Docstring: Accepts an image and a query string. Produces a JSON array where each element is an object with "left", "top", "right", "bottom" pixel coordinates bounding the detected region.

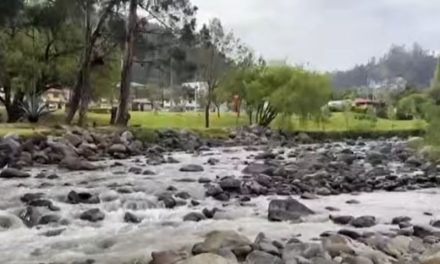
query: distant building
[{"left": 42, "top": 88, "right": 71, "bottom": 111}]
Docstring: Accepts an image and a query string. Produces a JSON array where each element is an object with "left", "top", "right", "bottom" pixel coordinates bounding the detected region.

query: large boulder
[
  {"left": 268, "top": 199, "right": 314, "bottom": 222},
  {"left": 0, "top": 168, "right": 30, "bottom": 179}
]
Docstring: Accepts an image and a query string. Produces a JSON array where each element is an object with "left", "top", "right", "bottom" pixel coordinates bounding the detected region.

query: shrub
[{"left": 20, "top": 94, "right": 51, "bottom": 123}]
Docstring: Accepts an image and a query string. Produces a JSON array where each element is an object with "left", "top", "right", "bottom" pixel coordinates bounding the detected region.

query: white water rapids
[{"left": 0, "top": 143, "right": 439, "bottom": 264}]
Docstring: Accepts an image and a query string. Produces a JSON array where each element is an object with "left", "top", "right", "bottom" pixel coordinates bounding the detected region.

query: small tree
[
  {"left": 196, "top": 18, "right": 236, "bottom": 128},
  {"left": 429, "top": 56, "right": 440, "bottom": 105}
]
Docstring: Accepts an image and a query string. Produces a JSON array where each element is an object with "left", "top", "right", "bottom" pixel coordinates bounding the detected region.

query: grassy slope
[{"left": 0, "top": 111, "right": 425, "bottom": 136}]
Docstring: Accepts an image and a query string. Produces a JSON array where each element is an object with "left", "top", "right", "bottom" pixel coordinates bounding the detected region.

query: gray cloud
[{"left": 191, "top": 0, "right": 440, "bottom": 71}]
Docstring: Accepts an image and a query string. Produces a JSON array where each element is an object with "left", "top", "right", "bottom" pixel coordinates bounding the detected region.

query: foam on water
[{"left": 0, "top": 143, "right": 437, "bottom": 263}]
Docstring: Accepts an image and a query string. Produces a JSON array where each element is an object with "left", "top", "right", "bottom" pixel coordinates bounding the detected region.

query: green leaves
[{"left": 220, "top": 64, "right": 332, "bottom": 127}]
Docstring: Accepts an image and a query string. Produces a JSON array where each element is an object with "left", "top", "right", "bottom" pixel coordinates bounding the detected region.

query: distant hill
[{"left": 331, "top": 44, "right": 437, "bottom": 91}]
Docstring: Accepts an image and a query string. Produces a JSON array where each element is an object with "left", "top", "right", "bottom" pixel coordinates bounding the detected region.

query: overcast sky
[{"left": 191, "top": 0, "right": 440, "bottom": 71}]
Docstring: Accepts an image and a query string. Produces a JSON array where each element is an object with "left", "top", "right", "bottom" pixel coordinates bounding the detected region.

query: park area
[{"left": 0, "top": 110, "right": 426, "bottom": 137}]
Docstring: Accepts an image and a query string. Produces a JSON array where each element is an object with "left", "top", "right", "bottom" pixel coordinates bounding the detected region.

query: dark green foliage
[{"left": 396, "top": 93, "right": 432, "bottom": 120}]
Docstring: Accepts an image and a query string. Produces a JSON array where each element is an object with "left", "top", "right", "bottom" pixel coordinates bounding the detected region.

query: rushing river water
[{"left": 0, "top": 142, "right": 438, "bottom": 264}]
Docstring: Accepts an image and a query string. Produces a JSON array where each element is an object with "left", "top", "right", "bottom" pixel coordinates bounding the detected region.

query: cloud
[{"left": 191, "top": 0, "right": 440, "bottom": 71}]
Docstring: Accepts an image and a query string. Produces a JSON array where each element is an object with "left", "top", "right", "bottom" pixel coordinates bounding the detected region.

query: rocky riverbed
[{"left": 1, "top": 131, "right": 440, "bottom": 263}]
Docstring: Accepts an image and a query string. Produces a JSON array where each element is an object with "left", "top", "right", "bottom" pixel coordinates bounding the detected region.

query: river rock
[
  {"left": 0, "top": 168, "right": 30, "bottom": 179},
  {"left": 29, "top": 199, "right": 53, "bottom": 207},
  {"left": 301, "top": 193, "right": 319, "bottom": 200},
  {"left": 345, "top": 199, "right": 360, "bottom": 204},
  {"left": 180, "top": 164, "right": 204, "bottom": 172},
  {"left": 242, "top": 163, "right": 274, "bottom": 175},
  {"left": 183, "top": 212, "right": 206, "bottom": 222},
  {"left": 79, "top": 208, "right": 105, "bottom": 222},
  {"left": 431, "top": 220, "right": 440, "bottom": 228},
  {"left": 38, "top": 214, "right": 61, "bottom": 225},
  {"left": 245, "top": 250, "right": 283, "bottom": 264},
  {"left": 192, "top": 230, "right": 252, "bottom": 258},
  {"left": 338, "top": 229, "right": 362, "bottom": 240},
  {"left": 219, "top": 177, "right": 241, "bottom": 192},
  {"left": 19, "top": 207, "right": 41, "bottom": 227},
  {"left": 179, "top": 253, "right": 234, "bottom": 264},
  {"left": 254, "top": 233, "right": 280, "bottom": 256},
  {"left": 59, "top": 157, "right": 98, "bottom": 171},
  {"left": 67, "top": 191, "right": 100, "bottom": 204},
  {"left": 268, "top": 198, "right": 314, "bottom": 222},
  {"left": 128, "top": 167, "right": 142, "bottom": 174},
  {"left": 392, "top": 216, "right": 412, "bottom": 225},
  {"left": 330, "top": 215, "right": 354, "bottom": 225},
  {"left": 342, "top": 256, "right": 374, "bottom": 264},
  {"left": 413, "top": 225, "right": 439, "bottom": 238},
  {"left": 202, "top": 208, "right": 218, "bottom": 219},
  {"left": 64, "top": 132, "right": 83, "bottom": 147},
  {"left": 282, "top": 241, "right": 327, "bottom": 262},
  {"left": 157, "top": 193, "right": 177, "bottom": 209},
  {"left": 350, "top": 216, "right": 376, "bottom": 228},
  {"left": 20, "top": 193, "right": 44, "bottom": 203},
  {"left": 151, "top": 250, "right": 188, "bottom": 264},
  {"left": 124, "top": 212, "right": 141, "bottom": 224},
  {"left": 108, "top": 144, "right": 127, "bottom": 154},
  {"left": 208, "top": 158, "right": 220, "bottom": 165},
  {"left": 367, "top": 151, "right": 386, "bottom": 165}
]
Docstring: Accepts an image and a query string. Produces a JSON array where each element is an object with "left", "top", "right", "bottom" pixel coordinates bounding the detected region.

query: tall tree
[
  {"left": 66, "top": 0, "right": 120, "bottom": 125},
  {"left": 0, "top": 0, "right": 82, "bottom": 122},
  {"left": 196, "top": 18, "right": 235, "bottom": 128},
  {"left": 115, "top": 0, "right": 137, "bottom": 125},
  {"left": 115, "top": 0, "right": 197, "bottom": 126}
]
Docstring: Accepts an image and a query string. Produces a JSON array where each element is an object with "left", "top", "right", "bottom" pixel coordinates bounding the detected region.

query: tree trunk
[
  {"left": 78, "top": 72, "right": 91, "bottom": 126},
  {"left": 216, "top": 104, "right": 220, "bottom": 118},
  {"left": 66, "top": 0, "right": 92, "bottom": 125},
  {"left": 115, "top": 0, "right": 137, "bottom": 126},
  {"left": 66, "top": 0, "right": 116, "bottom": 124},
  {"left": 247, "top": 109, "right": 253, "bottom": 125},
  {"left": 205, "top": 101, "right": 211, "bottom": 128},
  {"left": 6, "top": 95, "right": 24, "bottom": 123}
]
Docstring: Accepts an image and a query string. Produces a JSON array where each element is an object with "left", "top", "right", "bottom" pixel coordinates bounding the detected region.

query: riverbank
[{"left": 1, "top": 138, "right": 440, "bottom": 263}]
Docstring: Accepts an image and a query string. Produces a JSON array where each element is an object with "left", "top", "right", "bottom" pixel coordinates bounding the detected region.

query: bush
[{"left": 20, "top": 94, "right": 51, "bottom": 123}]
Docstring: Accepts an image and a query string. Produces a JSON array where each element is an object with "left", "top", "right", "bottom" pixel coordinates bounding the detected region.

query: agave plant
[{"left": 20, "top": 93, "right": 51, "bottom": 123}]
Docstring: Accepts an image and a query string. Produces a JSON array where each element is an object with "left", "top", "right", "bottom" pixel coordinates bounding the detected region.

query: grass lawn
[{"left": 0, "top": 110, "right": 426, "bottom": 136}]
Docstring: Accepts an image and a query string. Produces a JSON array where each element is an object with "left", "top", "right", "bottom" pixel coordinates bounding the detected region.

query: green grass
[
  {"left": 0, "top": 111, "right": 426, "bottom": 136},
  {"left": 274, "top": 112, "right": 426, "bottom": 132}
]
